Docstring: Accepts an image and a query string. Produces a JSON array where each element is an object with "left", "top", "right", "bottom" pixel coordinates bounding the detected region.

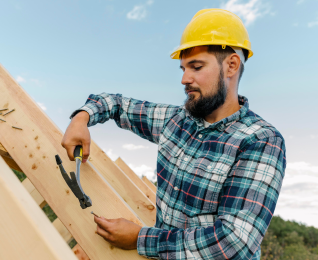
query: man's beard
[{"left": 184, "top": 68, "right": 227, "bottom": 119}]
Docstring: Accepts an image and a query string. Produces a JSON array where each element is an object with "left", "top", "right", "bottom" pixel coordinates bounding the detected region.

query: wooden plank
[
  {"left": 0, "top": 154, "right": 23, "bottom": 172},
  {"left": 22, "top": 178, "right": 47, "bottom": 208},
  {"left": 3, "top": 160, "right": 74, "bottom": 244},
  {"left": 22, "top": 178, "right": 87, "bottom": 258},
  {"left": 89, "top": 144, "right": 156, "bottom": 226},
  {"left": 53, "top": 219, "right": 73, "bottom": 243},
  {"left": 142, "top": 176, "right": 157, "bottom": 193},
  {"left": 0, "top": 142, "right": 23, "bottom": 172},
  {"left": 73, "top": 244, "right": 90, "bottom": 260},
  {"left": 22, "top": 178, "right": 73, "bottom": 243},
  {"left": 115, "top": 157, "right": 156, "bottom": 204},
  {"left": 0, "top": 156, "right": 78, "bottom": 260},
  {"left": 0, "top": 142, "right": 7, "bottom": 154},
  {"left": 0, "top": 64, "right": 146, "bottom": 260},
  {"left": 16, "top": 169, "right": 87, "bottom": 258}
]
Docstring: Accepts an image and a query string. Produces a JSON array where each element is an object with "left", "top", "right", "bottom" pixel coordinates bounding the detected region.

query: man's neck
[{"left": 204, "top": 95, "right": 241, "bottom": 124}]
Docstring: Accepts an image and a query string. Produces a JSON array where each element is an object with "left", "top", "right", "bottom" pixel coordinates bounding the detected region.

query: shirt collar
[{"left": 186, "top": 95, "right": 249, "bottom": 132}]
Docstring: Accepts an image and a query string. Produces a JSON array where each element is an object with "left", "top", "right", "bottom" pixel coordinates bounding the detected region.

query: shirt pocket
[
  {"left": 158, "top": 127, "right": 185, "bottom": 164},
  {"left": 181, "top": 157, "right": 230, "bottom": 216}
]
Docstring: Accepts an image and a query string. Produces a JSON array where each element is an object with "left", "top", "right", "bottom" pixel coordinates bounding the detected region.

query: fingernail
[{"left": 83, "top": 159, "right": 87, "bottom": 163}]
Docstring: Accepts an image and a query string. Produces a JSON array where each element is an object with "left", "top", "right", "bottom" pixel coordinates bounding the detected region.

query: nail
[
  {"left": 0, "top": 118, "right": 6, "bottom": 122},
  {"left": 12, "top": 126, "right": 23, "bottom": 130},
  {"left": 0, "top": 108, "right": 8, "bottom": 112},
  {"left": 91, "top": 211, "right": 100, "bottom": 218},
  {"left": 3, "top": 109, "right": 15, "bottom": 116}
]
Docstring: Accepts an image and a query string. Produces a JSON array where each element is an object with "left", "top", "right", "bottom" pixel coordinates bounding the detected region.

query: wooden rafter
[
  {"left": 115, "top": 157, "right": 156, "bottom": 204},
  {"left": 0, "top": 156, "right": 78, "bottom": 260},
  {"left": 0, "top": 64, "right": 146, "bottom": 259},
  {"left": 22, "top": 177, "right": 87, "bottom": 258},
  {"left": 89, "top": 142, "right": 156, "bottom": 226},
  {"left": 142, "top": 176, "right": 157, "bottom": 193},
  {"left": 0, "top": 142, "right": 23, "bottom": 172}
]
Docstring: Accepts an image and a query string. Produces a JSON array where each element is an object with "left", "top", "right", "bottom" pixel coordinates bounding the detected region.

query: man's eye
[{"left": 194, "top": 66, "right": 202, "bottom": 71}]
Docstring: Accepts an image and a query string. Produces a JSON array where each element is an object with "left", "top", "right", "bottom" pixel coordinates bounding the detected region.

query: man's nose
[{"left": 181, "top": 70, "right": 194, "bottom": 85}]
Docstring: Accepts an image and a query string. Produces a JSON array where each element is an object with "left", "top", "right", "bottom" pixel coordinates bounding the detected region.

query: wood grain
[
  {"left": 142, "top": 176, "right": 157, "bottom": 193},
  {"left": 0, "top": 156, "right": 78, "bottom": 260},
  {"left": 0, "top": 64, "right": 146, "bottom": 260},
  {"left": 115, "top": 157, "right": 156, "bottom": 205}
]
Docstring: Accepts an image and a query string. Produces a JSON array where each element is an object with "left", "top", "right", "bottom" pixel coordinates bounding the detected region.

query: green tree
[{"left": 261, "top": 231, "right": 283, "bottom": 260}]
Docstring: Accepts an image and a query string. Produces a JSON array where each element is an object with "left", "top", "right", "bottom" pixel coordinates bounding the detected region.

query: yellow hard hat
[{"left": 170, "top": 9, "right": 253, "bottom": 59}]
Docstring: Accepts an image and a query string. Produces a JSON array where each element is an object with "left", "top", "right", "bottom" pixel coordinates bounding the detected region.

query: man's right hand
[{"left": 61, "top": 111, "right": 91, "bottom": 163}]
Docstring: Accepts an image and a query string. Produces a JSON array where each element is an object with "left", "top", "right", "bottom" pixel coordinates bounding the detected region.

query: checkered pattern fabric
[{"left": 72, "top": 93, "right": 286, "bottom": 260}]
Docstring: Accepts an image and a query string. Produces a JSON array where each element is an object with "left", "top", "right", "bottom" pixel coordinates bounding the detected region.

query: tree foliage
[{"left": 261, "top": 216, "right": 318, "bottom": 259}]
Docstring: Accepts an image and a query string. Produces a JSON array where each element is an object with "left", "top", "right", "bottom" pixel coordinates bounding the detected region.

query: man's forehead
[{"left": 180, "top": 47, "right": 216, "bottom": 66}]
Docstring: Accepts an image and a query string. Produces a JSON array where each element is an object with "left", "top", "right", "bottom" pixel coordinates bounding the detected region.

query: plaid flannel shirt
[{"left": 73, "top": 93, "right": 286, "bottom": 260}]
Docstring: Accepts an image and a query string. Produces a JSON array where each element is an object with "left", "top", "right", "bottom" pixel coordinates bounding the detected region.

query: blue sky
[{"left": 1, "top": 0, "right": 318, "bottom": 227}]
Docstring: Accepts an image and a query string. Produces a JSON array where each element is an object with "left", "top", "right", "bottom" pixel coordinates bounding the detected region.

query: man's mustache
[{"left": 184, "top": 85, "right": 201, "bottom": 94}]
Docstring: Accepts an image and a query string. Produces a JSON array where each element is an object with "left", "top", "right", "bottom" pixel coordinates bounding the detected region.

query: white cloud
[
  {"left": 127, "top": 0, "right": 154, "bottom": 21},
  {"left": 308, "top": 20, "right": 318, "bottom": 28},
  {"left": 104, "top": 148, "right": 118, "bottom": 161},
  {"left": 286, "top": 161, "right": 318, "bottom": 174},
  {"left": 128, "top": 163, "right": 156, "bottom": 182},
  {"left": 122, "top": 143, "right": 148, "bottom": 150},
  {"left": 37, "top": 102, "right": 47, "bottom": 111},
  {"left": 16, "top": 76, "right": 26, "bottom": 83},
  {"left": 220, "top": 0, "right": 270, "bottom": 26},
  {"left": 275, "top": 161, "right": 318, "bottom": 228}
]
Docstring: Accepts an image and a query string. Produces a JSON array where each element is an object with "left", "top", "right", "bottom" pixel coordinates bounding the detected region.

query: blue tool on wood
[{"left": 55, "top": 146, "right": 92, "bottom": 209}]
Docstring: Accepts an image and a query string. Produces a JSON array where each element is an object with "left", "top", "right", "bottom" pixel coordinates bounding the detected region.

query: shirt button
[
  {"left": 208, "top": 165, "right": 212, "bottom": 169},
  {"left": 166, "top": 216, "right": 169, "bottom": 220},
  {"left": 184, "top": 157, "right": 189, "bottom": 161},
  {"left": 198, "top": 134, "right": 203, "bottom": 138},
  {"left": 174, "top": 186, "right": 178, "bottom": 191}
]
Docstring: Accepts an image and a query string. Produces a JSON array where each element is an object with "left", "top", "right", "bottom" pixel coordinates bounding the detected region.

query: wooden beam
[
  {"left": 2, "top": 157, "right": 74, "bottom": 244},
  {"left": 89, "top": 144, "right": 156, "bottom": 226},
  {"left": 22, "top": 178, "right": 47, "bottom": 208},
  {"left": 0, "top": 142, "right": 7, "bottom": 155},
  {"left": 0, "top": 142, "right": 23, "bottom": 172},
  {"left": 0, "top": 156, "right": 78, "bottom": 260},
  {"left": 0, "top": 64, "right": 146, "bottom": 259},
  {"left": 22, "top": 177, "right": 87, "bottom": 258},
  {"left": 14, "top": 166, "right": 87, "bottom": 259},
  {"left": 22, "top": 178, "right": 74, "bottom": 243},
  {"left": 73, "top": 244, "right": 90, "bottom": 260},
  {"left": 115, "top": 157, "right": 156, "bottom": 204},
  {"left": 142, "top": 176, "right": 157, "bottom": 193},
  {"left": 1, "top": 151, "right": 132, "bottom": 260}
]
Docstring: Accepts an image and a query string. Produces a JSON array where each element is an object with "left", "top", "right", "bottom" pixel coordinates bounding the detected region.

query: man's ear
[{"left": 225, "top": 53, "right": 241, "bottom": 78}]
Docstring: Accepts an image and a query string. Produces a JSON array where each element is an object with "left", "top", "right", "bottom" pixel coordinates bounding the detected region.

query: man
[{"left": 62, "top": 9, "right": 286, "bottom": 260}]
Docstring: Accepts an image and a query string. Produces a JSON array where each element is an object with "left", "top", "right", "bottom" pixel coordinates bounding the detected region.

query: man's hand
[
  {"left": 61, "top": 111, "right": 91, "bottom": 163},
  {"left": 94, "top": 216, "right": 142, "bottom": 250}
]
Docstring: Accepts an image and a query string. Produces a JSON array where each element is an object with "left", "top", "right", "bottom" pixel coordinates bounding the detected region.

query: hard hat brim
[{"left": 170, "top": 41, "right": 254, "bottom": 60}]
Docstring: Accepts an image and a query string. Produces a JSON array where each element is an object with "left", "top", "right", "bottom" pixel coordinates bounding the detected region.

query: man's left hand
[{"left": 94, "top": 216, "right": 142, "bottom": 250}]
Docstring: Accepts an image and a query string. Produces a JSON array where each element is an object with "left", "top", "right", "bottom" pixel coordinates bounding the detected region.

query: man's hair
[{"left": 180, "top": 45, "right": 249, "bottom": 84}]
